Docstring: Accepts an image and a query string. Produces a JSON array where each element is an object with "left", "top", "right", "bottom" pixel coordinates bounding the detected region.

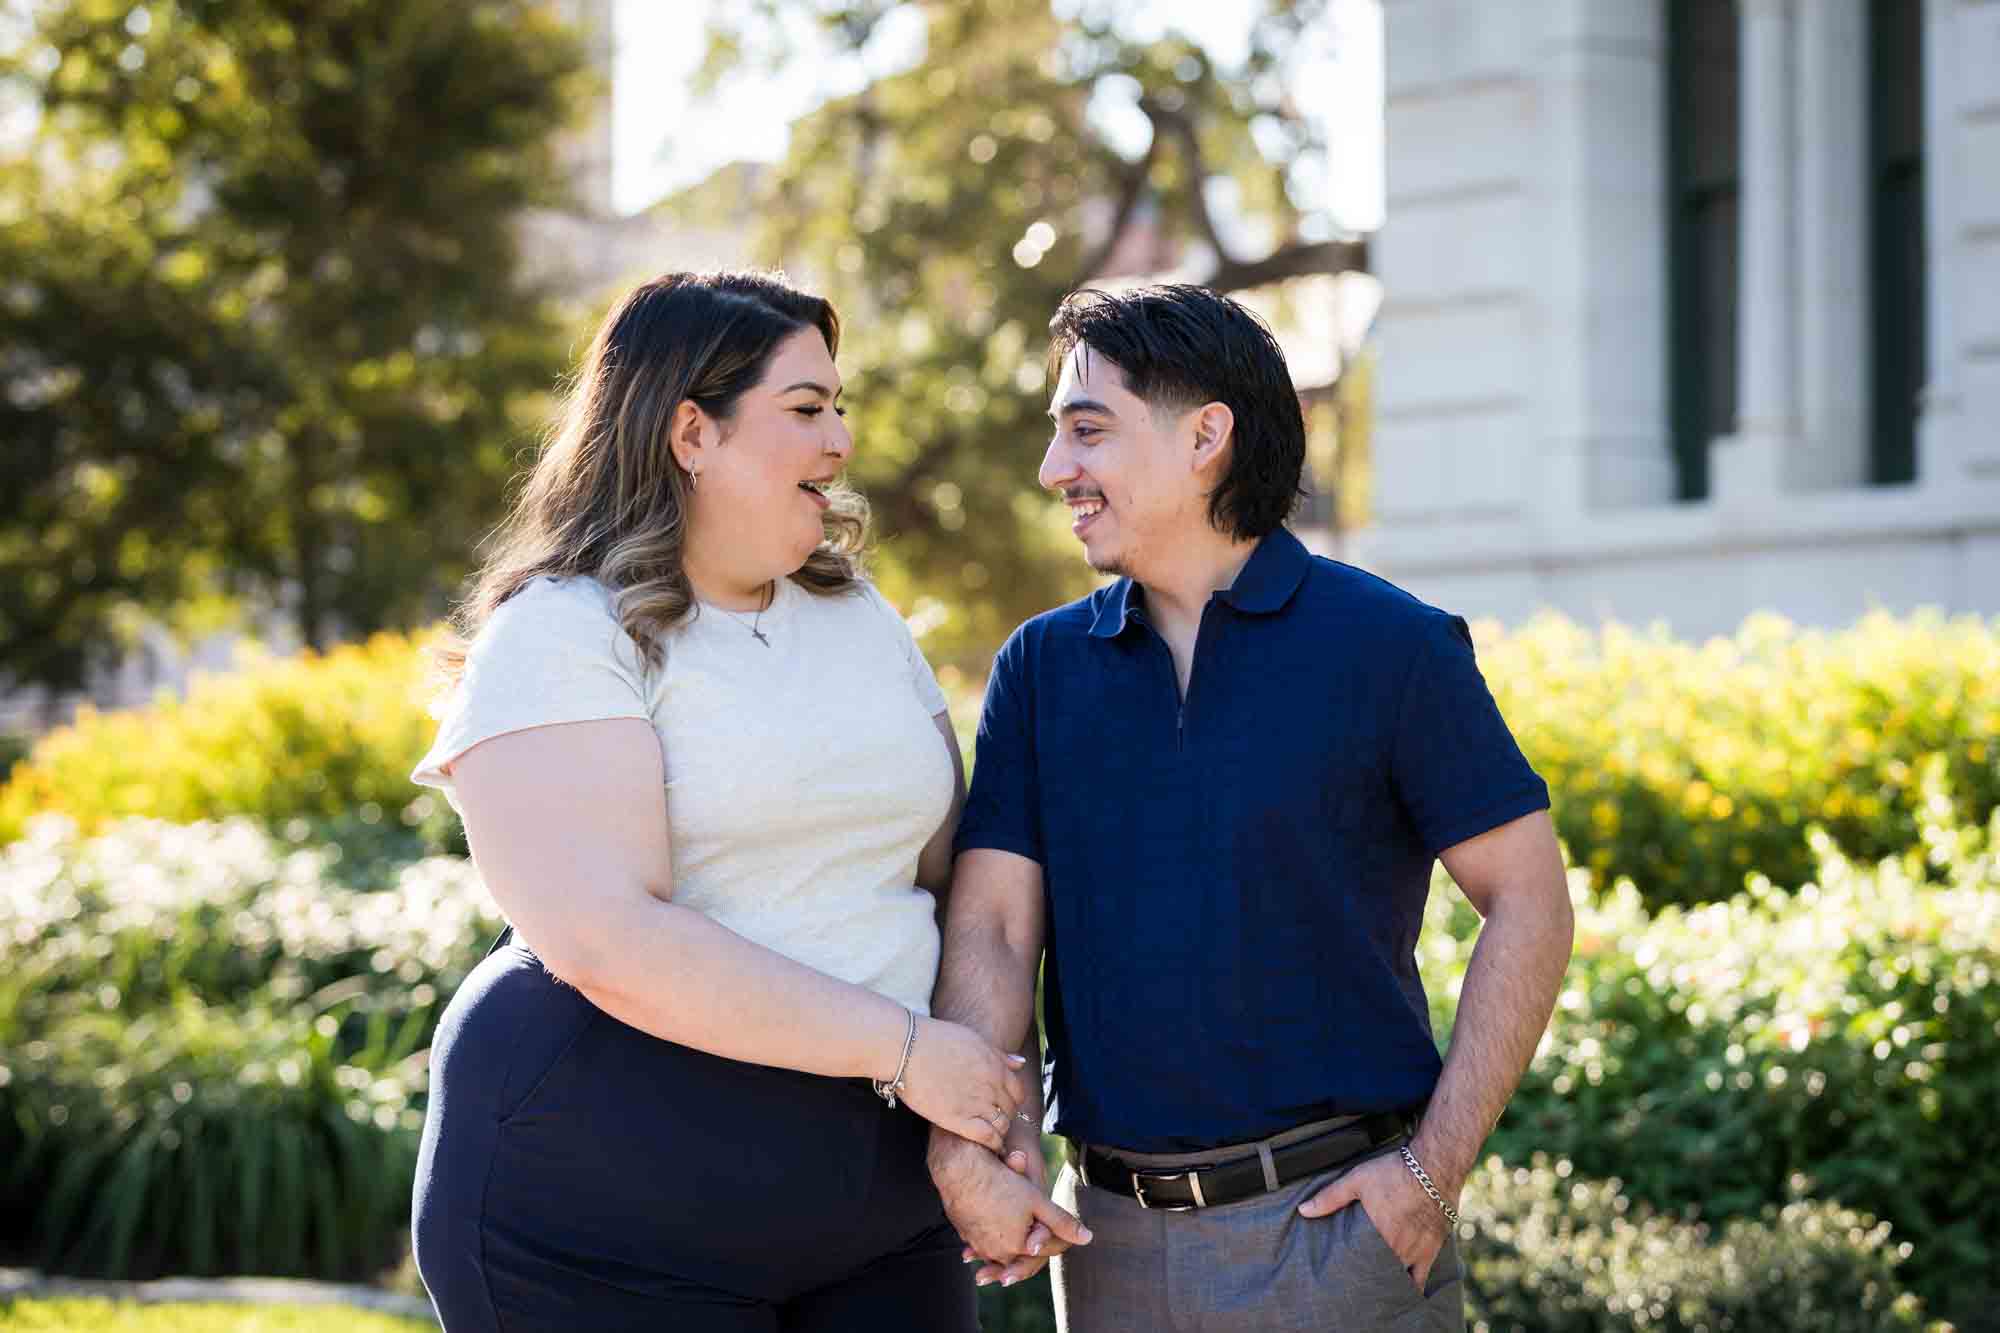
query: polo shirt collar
[
  {"left": 1086, "top": 527, "right": 1309, "bottom": 639},
  {"left": 1215, "top": 527, "right": 1311, "bottom": 614},
  {"left": 1087, "top": 577, "right": 1140, "bottom": 638}
]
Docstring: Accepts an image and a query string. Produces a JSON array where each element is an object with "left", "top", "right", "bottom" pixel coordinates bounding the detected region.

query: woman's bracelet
[
  {"left": 1399, "top": 1145, "right": 1461, "bottom": 1227},
  {"left": 872, "top": 1007, "right": 917, "bottom": 1109}
]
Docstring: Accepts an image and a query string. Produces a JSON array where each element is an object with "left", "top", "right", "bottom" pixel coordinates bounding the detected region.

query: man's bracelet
[{"left": 1399, "top": 1146, "right": 1461, "bottom": 1227}]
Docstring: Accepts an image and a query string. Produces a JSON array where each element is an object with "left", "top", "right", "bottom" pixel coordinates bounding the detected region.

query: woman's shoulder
[
  {"left": 474, "top": 574, "right": 651, "bottom": 673},
  {"left": 482, "top": 573, "right": 621, "bottom": 636}
]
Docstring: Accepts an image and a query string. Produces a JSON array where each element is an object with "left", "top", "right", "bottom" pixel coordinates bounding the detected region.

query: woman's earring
[{"left": 688, "top": 468, "right": 699, "bottom": 492}]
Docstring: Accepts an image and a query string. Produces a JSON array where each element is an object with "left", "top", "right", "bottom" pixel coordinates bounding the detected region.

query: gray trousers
[{"left": 1049, "top": 1125, "right": 1464, "bottom": 1333}]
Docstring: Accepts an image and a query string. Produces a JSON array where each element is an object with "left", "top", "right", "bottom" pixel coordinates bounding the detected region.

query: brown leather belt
[{"left": 1074, "top": 1110, "right": 1414, "bottom": 1211}]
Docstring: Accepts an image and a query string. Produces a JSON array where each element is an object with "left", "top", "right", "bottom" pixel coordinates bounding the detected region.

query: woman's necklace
[{"left": 716, "top": 580, "right": 775, "bottom": 646}]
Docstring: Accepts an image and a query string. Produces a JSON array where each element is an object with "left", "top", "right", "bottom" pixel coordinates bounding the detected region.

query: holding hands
[
  {"left": 929, "top": 1126, "right": 1090, "bottom": 1287},
  {"left": 891, "top": 1014, "right": 1032, "bottom": 1154}
]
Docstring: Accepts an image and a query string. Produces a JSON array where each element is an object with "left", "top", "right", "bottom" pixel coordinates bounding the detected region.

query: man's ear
[{"left": 1190, "top": 401, "right": 1235, "bottom": 475}]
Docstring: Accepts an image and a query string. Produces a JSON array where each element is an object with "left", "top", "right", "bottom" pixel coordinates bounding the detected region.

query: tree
[
  {"left": 0, "top": 0, "right": 593, "bottom": 697},
  {"left": 689, "top": 0, "right": 1367, "bottom": 671}
]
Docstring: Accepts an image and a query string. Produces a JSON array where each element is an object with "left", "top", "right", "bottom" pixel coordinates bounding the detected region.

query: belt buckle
[{"left": 1132, "top": 1169, "right": 1205, "bottom": 1211}]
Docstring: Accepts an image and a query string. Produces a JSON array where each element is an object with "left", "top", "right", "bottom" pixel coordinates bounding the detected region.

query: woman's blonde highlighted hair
[{"left": 432, "top": 270, "right": 867, "bottom": 687}]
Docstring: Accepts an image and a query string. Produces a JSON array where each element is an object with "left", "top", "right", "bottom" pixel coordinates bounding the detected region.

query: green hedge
[
  {"left": 1421, "top": 804, "right": 2000, "bottom": 1330},
  {"left": 3, "top": 812, "right": 1973, "bottom": 1327},
  {"left": 4, "top": 998, "right": 421, "bottom": 1280},
  {"left": 0, "top": 817, "right": 498, "bottom": 1279},
  {"left": 975, "top": 1156, "right": 1936, "bottom": 1332},
  {"left": 0, "top": 1302, "right": 433, "bottom": 1331},
  {"left": 8, "top": 611, "right": 2000, "bottom": 918},
  {"left": 0, "top": 632, "right": 456, "bottom": 853},
  {"left": 1461, "top": 1158, "right": 1935, "bottom": 1331},
  {"left": 0, "top": 816, "right": 496, "bottom": 1033},
  {"left": 1481, "top": 610, "right": 2000, "bottom": 907}
]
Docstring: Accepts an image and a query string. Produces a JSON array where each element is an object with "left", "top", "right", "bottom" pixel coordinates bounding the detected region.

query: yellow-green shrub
[
  {"left": 6, "top": 610, "right": 1997, "bottom": 911},
  {"left": 1479, "top": 609, "right": 2000, "bottom": 905},
  {"left": 0, "top": 631, "right": 446, "bottom": 847}
]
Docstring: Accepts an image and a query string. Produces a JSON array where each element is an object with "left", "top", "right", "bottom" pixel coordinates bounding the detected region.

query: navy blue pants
[{"left": 411, "top": 939, "right": 978, "bottom": 1331}]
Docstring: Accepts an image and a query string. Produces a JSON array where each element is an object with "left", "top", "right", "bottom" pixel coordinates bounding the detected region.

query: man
[{"left": 927, "top": 284, "right": 1574, "bottom": 1330}]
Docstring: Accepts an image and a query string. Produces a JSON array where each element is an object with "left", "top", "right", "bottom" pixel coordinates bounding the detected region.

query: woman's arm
[{"left": 448, "top": 714, "right": 1022, "bottom": 1150}]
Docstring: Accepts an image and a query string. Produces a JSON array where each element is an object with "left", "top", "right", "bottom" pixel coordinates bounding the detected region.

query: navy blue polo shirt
[{"left": 955, "top": 527, "right": 1549, "bottom": 1153}]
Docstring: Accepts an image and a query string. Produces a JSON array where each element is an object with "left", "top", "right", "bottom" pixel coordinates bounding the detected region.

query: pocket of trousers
[
  {"left": 496, "top": 1000, "right": 601, "bottom": 1127},
  {"left": 1351, "top": 1202, "right": 1461, "bottom": 1302}
]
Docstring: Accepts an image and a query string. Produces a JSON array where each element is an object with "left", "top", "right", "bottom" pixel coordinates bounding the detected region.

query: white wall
[{"left": 1358, "top": 0, "right": 2000, "bottom": 637}]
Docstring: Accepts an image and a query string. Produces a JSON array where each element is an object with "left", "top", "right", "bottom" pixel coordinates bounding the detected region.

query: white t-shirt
[{"left": 410, "top": 573, "right": 955, "bottom": 1016}]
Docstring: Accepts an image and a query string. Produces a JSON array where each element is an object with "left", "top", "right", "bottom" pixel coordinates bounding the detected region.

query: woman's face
[{"left": 687, "top": 326, "right": 853, "bottom": 586}]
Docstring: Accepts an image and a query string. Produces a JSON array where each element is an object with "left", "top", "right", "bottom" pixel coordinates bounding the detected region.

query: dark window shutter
[
  {"left": 1667, "top": 0, "right": 1741, "bottom": 502},
  {"left": 1870, "top": 0, "right": 1925, "bottom": 485}
]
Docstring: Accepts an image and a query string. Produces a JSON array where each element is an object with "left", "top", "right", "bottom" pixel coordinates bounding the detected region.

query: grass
[{"left": 0, "top": 1301, "right": 433, "bottom": 1331}]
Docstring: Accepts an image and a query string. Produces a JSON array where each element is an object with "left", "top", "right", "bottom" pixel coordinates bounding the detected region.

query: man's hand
[
  {"left": 1298, "top": 1150, "right": 1456, "bottom": 1292},
  {"left": 929, "top": 1130, "right": 1090, "bottom": 1277},
  {"left": 965, "top": 1141, "right": 1074, "bottom": 1287}
]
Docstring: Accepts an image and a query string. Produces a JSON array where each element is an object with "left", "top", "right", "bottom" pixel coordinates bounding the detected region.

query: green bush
[
  {"left": 1422, "top": 806, "right": 2000, "bottom": 1330},
  {"left": 0, "top": 732, "right": 29, "bottom": 785},
  {"left": 0, "top": 816, "right": 498, "bottom": 1280},
  {"left": 1480, "top": 610, "right": 2000, "bottom": 907},
  {"left": 9, "top": 610, "right": 1997, "bottom": 919},
  {"left": 0, "top": 816, "right": 497, "bottom": 1038},
  {"left": 1461, "top": 1158, "right": 1935, "bottom": 1331},
  {"left": 0, "top": 1301, "right": 432, "bottom": 1331},
  {"left": 0, "top": 632, "right": 458, "bottom": 853},
  {"left": 973, "top": 1156, "right": 1937, "bottom": 1333},
  {"left": 3, "top": 996, "right": 422, "bottom": 1280}
]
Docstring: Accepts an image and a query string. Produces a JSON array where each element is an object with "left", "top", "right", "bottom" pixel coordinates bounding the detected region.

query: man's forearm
[
  {"left": 932, "top": 907, "right": 1040, "bottom": 1053},
  {"left": 928, "top": 896, "right": 1042, "bottom": 1182},
  {"left": 1409, "top": 888, "right": 1573, "bottom": 1192}
]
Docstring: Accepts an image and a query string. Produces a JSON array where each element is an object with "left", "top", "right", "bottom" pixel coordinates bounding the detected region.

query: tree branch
[
  {"left": 1140, "top": 96, "right": 1371, "bottom": 292},
  {"left": 1077, "top": 137, "right": 1158, "bottom": 285},
  {"left": 1205, "top": 236, "right": 1369, "bottom": 293}
]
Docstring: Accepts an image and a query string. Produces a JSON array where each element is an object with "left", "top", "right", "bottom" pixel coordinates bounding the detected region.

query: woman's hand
[{"left": 894, "top": 1016, "right": 1028, "bottom": 1152}]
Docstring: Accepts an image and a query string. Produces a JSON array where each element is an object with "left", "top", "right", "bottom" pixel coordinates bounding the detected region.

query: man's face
[{"left": 1039, "top": 344, "right": 1205, "bottom": 579}]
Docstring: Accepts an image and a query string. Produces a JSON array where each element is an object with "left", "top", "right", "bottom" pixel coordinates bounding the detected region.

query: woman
[{"left": 408, "top": 271, "right": 1025, "bottom": 1331}]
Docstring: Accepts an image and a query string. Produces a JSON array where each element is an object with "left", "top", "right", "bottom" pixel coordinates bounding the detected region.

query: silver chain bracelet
[
  {"left": 872, "top": 1007, "right": 917, "bottom": 1109},
  {"left": 1399, "top": 1146, "right": 1461, "bottom": 1227}
]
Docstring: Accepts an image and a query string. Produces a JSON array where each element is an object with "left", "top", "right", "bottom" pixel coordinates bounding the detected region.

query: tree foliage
[
  {"left": 0, "top": 0, "right": 593, "bottom": 695},
  {"left": 688, "top": 0, "right": 1365, "bottom": 669}
]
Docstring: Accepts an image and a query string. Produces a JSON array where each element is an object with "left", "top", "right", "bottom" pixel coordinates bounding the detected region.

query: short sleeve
[
  {"left": 955, "top": 626, "right": 1042, "bottom": 864},
  {"left": 410, "top": 577, "right": 653, "bottom": 813},
  {"left": 1389, "top": 612, "right": 1550, "bottom": 857},
  {"left": 860, "top": 583, "right": 949, "bottom": 718}
]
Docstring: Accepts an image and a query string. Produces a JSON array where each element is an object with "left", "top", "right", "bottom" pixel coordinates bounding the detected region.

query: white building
[{"left": 1356, "top": 0, "right": 1999, "bottom": 634}]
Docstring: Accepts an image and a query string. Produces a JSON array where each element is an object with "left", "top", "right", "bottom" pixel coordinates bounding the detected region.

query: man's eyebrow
[
  {"left": 1048, "top": 396, "right": 1114, "bottom": 422},
  {"left": 779, "top": 380, "right": 842, "bottom": 398}
]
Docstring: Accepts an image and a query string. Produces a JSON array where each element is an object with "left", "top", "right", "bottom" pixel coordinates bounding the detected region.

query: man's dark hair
[{"left": 1047, "top": 284, "right": 1307, "bottom": 541}]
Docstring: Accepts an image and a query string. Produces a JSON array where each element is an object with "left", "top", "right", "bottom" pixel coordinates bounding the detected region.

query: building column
[
  {"left": 1915, "top": 0, "right": 1965, "bottom": 482},
  {"left": 1715, "top": 0, "right": 1798, "bottom": 503},
  {"left": 1790, "top": 0, "right": 1868, "bottom": 490},
  {"left": 1539, "top": 0, "right": 1674, "bottom": 512}
]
